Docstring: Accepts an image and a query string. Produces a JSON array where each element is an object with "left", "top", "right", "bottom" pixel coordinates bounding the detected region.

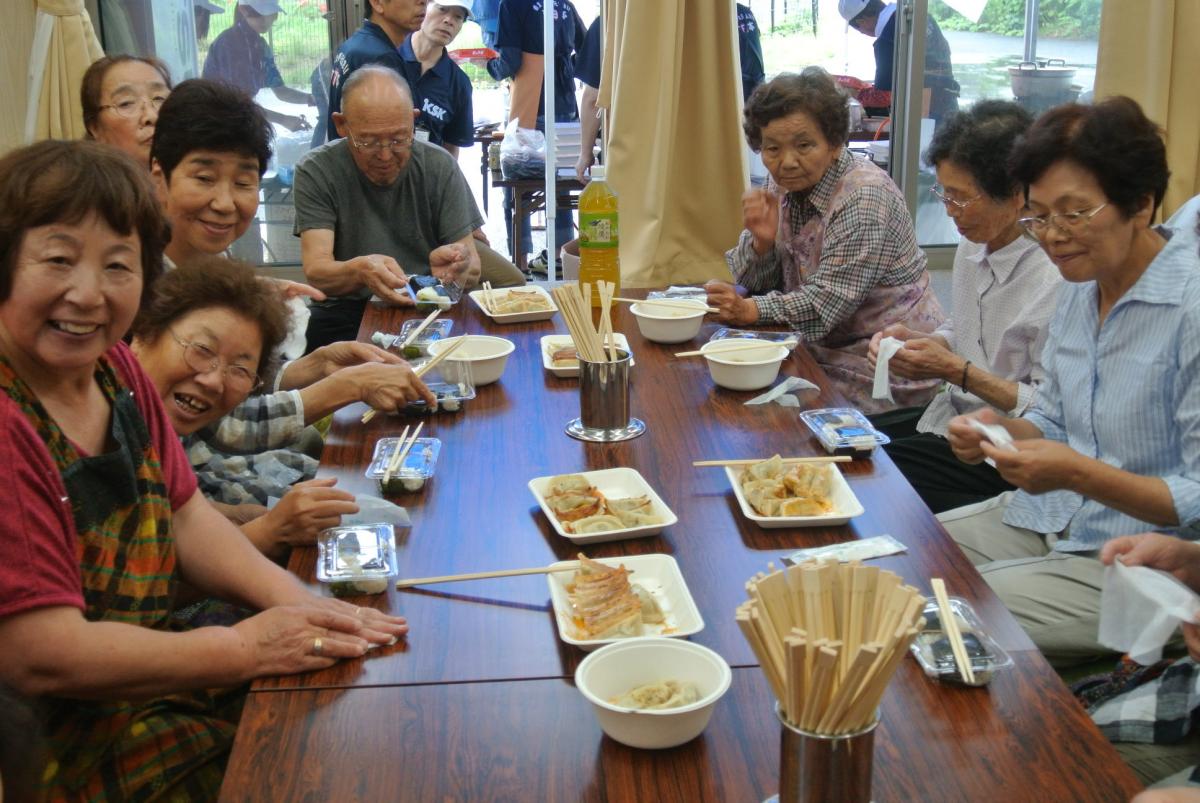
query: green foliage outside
[{"left": 931, "top": 0, "right": 1102, "bottom": 40}]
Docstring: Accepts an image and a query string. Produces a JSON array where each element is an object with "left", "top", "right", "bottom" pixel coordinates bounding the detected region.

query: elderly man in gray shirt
[{"left": 295, "top": 65, "right": 484, "bottom": 350}]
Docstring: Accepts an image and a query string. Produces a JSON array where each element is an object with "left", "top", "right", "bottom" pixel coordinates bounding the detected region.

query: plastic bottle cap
[{"left": 590, "top": 165, "right": 605, "bottom": 179}]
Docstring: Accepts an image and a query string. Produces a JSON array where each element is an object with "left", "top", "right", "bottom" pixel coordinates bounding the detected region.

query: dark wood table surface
[{"left": 222, "top": 294, "right": 1142, "bottom": 801}]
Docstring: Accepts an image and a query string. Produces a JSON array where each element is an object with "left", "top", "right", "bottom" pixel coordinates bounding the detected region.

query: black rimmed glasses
[
  {"left": 100, "top": 93, "right": 168, "bottom": 119},
  {"left": 929, "top": 184, "right": 981, "bottom": 210},
  {"left": 170, "top": 330, "right": 261, "bottom": 392},
  {"left": 345, "top": 126, "right": 415, "bottom": 155},
  {"left": 1017, "top": 202, "right": 1108, "bottom": 238}
]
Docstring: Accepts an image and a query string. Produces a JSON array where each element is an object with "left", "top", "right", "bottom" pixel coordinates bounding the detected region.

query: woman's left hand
[
  {"left": 705, "top": 281, "right": 759, "bottom": 325},
  {"left": 889, "top": 338, "right": 961, "bottom": 381},
  {"left": 302, "top": 597, "right": 410, "bottom": 646},
  {"left": 982, "top": 438, "right": 1082, "bottom": 494}
]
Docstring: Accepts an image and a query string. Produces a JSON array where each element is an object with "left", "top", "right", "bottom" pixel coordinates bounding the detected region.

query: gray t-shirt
[{"left": 293, "top": 139, "right": 484, "bottom": 303}]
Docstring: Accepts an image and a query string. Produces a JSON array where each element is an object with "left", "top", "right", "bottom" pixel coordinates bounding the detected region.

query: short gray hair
[{"left": 341, "top": 65, "right": 413, "bottom": 112}]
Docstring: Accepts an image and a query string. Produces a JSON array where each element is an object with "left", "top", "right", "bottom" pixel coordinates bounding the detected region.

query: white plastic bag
[
  {"left": 1099, "top": 559, "right": 1200, "bottom": 664},
  {"left": 499, "top": 118, "right": 546, "bottom": 179}
]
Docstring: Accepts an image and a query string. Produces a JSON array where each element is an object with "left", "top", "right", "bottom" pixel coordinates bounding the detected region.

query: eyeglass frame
[
  {"left": 344, "top": 124, "right": 416, "bottom": 155},
  {"left": 169, "top": 329, "right": 262, "bottom": 391},
  {"left": 99, "top": 92, "right": 168, "bottom": 119},
  {"left": 1017, "top": 202, "right": 1109, "bottom": 238},
  {"left": 929, "top": 184, "right": 982, "bottom": 210}
]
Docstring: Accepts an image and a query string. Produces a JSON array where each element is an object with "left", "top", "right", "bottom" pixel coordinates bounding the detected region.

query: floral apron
[
  {"left": 780, "top": 169, "right": 945, "bottom": 414},
  {"left": 0, "top": 356, "right": 240, "bottom": 803}
]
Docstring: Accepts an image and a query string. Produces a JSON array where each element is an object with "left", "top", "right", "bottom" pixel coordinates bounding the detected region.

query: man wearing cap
[
  {"left": 202, "top": 1, "right": 316, "bottom": 131},
  {"left": 194, "top": 0, "right": 224, "bottom": 41},
  {"left": 400, "top": 1, "right": 475, "bottom": 158},
  {"left": 839, "top": 0, "right": 959, "bottom": 124},
  {"left": 326, "top": 0, "right": 429, "bottom": 142}
]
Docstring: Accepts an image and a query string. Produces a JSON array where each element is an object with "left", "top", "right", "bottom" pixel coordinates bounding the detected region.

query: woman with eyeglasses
[
  {"left": 866, "top": 101, "right": 1062, "bottom": 513},
  {"left": 0, "top": 140, "right": 407, "bottom": 800},
  {"left": 705, "top": 68, "right": 945, "bottom": 413},
  {"left": 938, "top": 97, "right": 1200, "bottom": 667},
  {"left": 81, "top": 55, "right": 172, "bottom": 167},
  {"left": 131, "top": 258, "right": 368, "bottom": 559}
]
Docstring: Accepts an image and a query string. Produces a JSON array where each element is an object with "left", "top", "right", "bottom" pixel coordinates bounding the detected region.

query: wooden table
[{"left": 221, "top": 296, "right": 1142, "bottom": 801}]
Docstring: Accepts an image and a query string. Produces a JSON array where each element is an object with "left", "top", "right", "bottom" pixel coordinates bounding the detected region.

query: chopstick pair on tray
[
  {"left": 380, "top": 421, "right": 425, "bottom": 486},
  {"left": 360, "top": 336, "right": 465, "bottom": 423}
]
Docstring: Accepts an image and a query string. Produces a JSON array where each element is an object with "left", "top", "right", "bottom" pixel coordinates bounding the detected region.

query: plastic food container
[
  {"left": 427, "top": 335, "right": 515, "bottom": 386},
  {"left": 365, "top": 437, "right": 442, "bottom": 494},
  {"left": 910, "top": 597, "right": 1012, "bottom": 686},
  {"left": 316, "top": 523, "right": 398, "bottom": 596},
  {"left": 630, "top": 301, "right": 708, "bottom": 344},
  {"left": 575, "top": 637, "right": 732, "bottom": 749},
  {"left": 707, "top": 327, "right": 798, "bottom": 345},
  {"left": 647, "top": 286, "right": 708, "bottom": 302},
  {"left": 396, "top": 318, "right": 454, "bottom": 360},
  {"left": 699, "top": 340, "right": 789, "bottom": 391},
  {"left": 799, "top": 408, "right": 890, "bottom": 456},
  {"left": 404, "top": 358, "right": 475, "bottom": 414}
]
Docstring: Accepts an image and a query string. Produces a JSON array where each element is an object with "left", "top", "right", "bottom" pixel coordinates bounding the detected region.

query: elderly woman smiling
[
  {"left": 705, "top": 67, "right": 944, "bottom": 412},
  {"left": 0, "top": 140, "right": 406, "bottom": 800},
  {"left": 132, "top": 257, "right": 361, "bottom": 557}
]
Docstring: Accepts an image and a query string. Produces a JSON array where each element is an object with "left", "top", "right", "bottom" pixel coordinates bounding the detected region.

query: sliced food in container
[
  {"left": 317, "top": 523, "right": 398, "bottom": 596},
  {"left": 366, "top": 437, "right": 441, "bottom": 494},
  {"left": 396, "top": 318, "right": 454, "bottom": 359}
]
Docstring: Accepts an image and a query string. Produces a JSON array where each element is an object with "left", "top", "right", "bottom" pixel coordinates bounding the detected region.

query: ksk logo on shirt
[{"left": 421, "top": 98, "right": 448, "bottom": 122}]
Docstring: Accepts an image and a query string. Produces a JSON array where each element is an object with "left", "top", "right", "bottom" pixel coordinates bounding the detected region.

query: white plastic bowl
[
  {"left": 629, "top": 302, "right": 707, "bottom": 344},
  {"left": 700, "top": 341, "right": 788, "bottom": 391},
  {"left": 427, "top": 335, "right": 515, "bottom": 385},
  {"left": 574, "top": 637, "right": 732, "bottom": 749}
]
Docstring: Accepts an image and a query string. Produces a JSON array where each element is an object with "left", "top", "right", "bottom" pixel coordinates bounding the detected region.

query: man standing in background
[{"left": 737, "top": 3, "right": 766, "bottom": 102}]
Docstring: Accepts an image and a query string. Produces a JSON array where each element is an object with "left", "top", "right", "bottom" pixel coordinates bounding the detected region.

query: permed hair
[
  {"left": 1007, "top": 96, "right": 1169, "bottom": 219},
  {"left": 0, "top": 140, "right": 168, "bottom": 307},
  {"left": 743, "top": 67, "right": 850, "bottom": 152},
  {"left": 81, "top": 55, "right": 173, "bottom": 139},
  {"left": 150, "top": 79, "right": 274, "bottom": 181},
  {"left": 132, "top": 256, "right": 289, "bottom": 382},
  {"left": 924, "top": 100, "right": 1034, "bottom": 201}
]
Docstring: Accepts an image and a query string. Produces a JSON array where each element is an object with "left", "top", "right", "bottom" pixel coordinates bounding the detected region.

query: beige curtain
[
  {"left": 599, "top": 0, "right": 746, "bottom": 287},
  {"left": 28, "top": 0, "right": 104, "bottom": 142},
  {"left": 1093, "top": 0, "right": 1200, "bottom": 218}
]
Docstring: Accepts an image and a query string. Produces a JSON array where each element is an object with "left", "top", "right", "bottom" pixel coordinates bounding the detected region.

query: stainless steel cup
[
  {"left": 774, "top": 704, "right": 877, "bottom": 803},
  {"left": 579, "top": 349, "right": 631, "bottom": 430}
]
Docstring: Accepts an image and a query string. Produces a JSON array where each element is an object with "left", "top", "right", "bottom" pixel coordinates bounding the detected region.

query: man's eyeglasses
[
  {"left": 1017, "top": 203, "right": 1108, "bottom": 238},
  {"left": 929, "top": 184, "right": 981, "bottom": 210},
  {"left": 100, "top": 93, "right": 168, "bottom": 119},
  {"left": 171, "top": 330, "right": 261, "bottom": 392},
  {"left": 345, "top": 126, "right": 415, "bottom": 155}
]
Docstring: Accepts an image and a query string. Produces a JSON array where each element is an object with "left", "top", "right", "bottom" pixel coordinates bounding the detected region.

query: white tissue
[
  {"left": 277, "top": 296, "right": 310, "bottom": 362},
  {"left": 745, "top": 376, "right": 819, "bottom": 407},
  {"left": 1098, "top": 559, "right": 1200, "bottom": 664},
  {"left": 872, "top": 337, "right": 905, "bottom": 402},
  {"left": 967, "top": 418, "right": 1018, "bottom": 468},
  {"left": 345, "top": 496, "right": 412, "bottom": 528}
]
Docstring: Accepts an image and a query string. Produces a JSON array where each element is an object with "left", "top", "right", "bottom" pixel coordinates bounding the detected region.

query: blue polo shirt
[
  {"left": 202, "top": 17, "right": 284, "bottom": 96},
  {"left": 486, "top": 0, "right": 585, "bottom": 126},
  {"left": 737, "top": 3, "right": 765, "bottom": 102},
  {"left": 398, "top": 36, "right": 475, "bottom": 149},
  {"left": 326, "top": 19, "right": 408, "bottom": 141}
]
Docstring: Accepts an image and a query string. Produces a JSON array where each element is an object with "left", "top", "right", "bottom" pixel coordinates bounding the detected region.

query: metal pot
[{"left": 1008, "top": 59, "right": 1077, "bottom": 97}]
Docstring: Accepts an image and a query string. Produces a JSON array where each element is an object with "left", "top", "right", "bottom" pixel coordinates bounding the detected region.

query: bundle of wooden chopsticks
[
  {"left": 736, "top": 560, "right": 925, "bottom": 735},
  {"left": 550, "top": 281, "right": 620, "bottom": 363},
  {"left": 381, "top": 421, "right": 424, "bottom": 486},
  {"left": 361, "top": 335, "right": 465, "bottom": 423}
]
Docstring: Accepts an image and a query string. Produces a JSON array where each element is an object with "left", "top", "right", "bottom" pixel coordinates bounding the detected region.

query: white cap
[
  {"left": 195, "top": 0, "right": 224, "bottom": 11},
  {"left": 239, "top": 0, "right": 285, "bottom": 15},
  {"left": 590, "top": 165, "right": 605, "bottom": 179},
  {"left": 838, "top": 0, "right": 870, "bottom": 21},
  {"left": 431, "top": 0, "right": 472, "bottom": 19}
]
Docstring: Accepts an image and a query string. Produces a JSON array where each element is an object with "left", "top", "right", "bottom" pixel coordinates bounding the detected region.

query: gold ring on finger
[{"left": 312, "top": 637, "right": 324, "bottom": 656}]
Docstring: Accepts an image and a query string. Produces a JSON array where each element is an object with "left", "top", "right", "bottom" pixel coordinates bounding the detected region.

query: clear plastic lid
[
  {"left": 799, "top": 407, "right": 890, "bottom": 455},
  {"left": 316, "top": 524, "right": 398, "bottom": 583},
  {"left": 365, "top": 437, "right": 441, "bottom": 480},
  {"left": 708, "top": 327, "right": 798, "bottom": 344},
  {"left": 909, "top": 597, "right": 1013, "bottom": 686},
  {"left": 396, "top": 318, "right": 455, "bottom": 358},
  {"left": 403, "top": 358, "right": 475, "bottom": 413},
  {"left": 647, "top": 286, "right": 708, "bottom": 301}
]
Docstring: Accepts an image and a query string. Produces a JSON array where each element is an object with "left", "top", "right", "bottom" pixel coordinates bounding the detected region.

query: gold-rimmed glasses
[
  {"left": 1017, "top": 203, "right": 1109, "bottom": 238},
  {"left": 929, "top": 184, "right": 982, "bottom": 210},
  {"left": 344, "top": 125, "right": 415, "bottom": 155},
  {"left": 100, "top": 93, "right": 168, "bottom": 119}
]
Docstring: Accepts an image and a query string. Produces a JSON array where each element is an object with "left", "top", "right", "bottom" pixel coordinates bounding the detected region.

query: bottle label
[{"left": 580, "top": 212, "right": 618, "bottom": 249}]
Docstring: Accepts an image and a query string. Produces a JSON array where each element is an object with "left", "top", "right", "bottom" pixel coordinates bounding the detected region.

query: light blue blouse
[{"left": 1004, "top": 195, "right": 1200, "bottom": 550}]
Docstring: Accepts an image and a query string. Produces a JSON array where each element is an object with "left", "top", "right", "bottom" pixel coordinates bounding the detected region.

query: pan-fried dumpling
[
  {"left": 783, "top": 464, "right": 832, "bottom": 499},
  {"left": 740, "top": 454, "right": 784, "bottom": 485},
  {"left": 632, "top": 584, "right": 665, "bottom": 624},
  {"left": 547, "top": 491, "right": 603, "bottom": 522},
  {"left": 613, "top": 508, "right": 662, "bottom": 528},
  {"left": 565, "top": 514, "right": 624, "bottom": 534},
  {"left": 778, "top": 497, "right": 830, "bottom": 517},
  {"left": 606, "top": 495, "right": 654, "bottom": 515},
  {"left": 548, "top": 474, "right": 592, "bottom": 495}
]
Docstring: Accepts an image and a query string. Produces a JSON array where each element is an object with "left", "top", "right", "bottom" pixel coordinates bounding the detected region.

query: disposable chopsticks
[
  {"left": 674, "top": 340, "right": 797, "bottom": 358},
  {"left": 693, "top": 456, "right": 851, "bottom": 467},
  {"left": 931, "top": 578, "right": 976, "bottom": 684},
  {"left": 614, "top": 297, "right": 719, "bottom": 314},
  {"left": 382, "top": 422, "right": 423, "bottom": 486},
  {"left": 396, "top": 562, "right": 581, "bottom": 588},
  {"left": 551, "top": 281, "right": 618, "bottom": 364},
  {"left": 482, "top": 280, "right": 497, "bottom": 314},
  {"left": 361, "top": 337, "right": 466, "bottom": 423},
  {"left": 399, "top": 309, "right": 441, "bottom": 350}
]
